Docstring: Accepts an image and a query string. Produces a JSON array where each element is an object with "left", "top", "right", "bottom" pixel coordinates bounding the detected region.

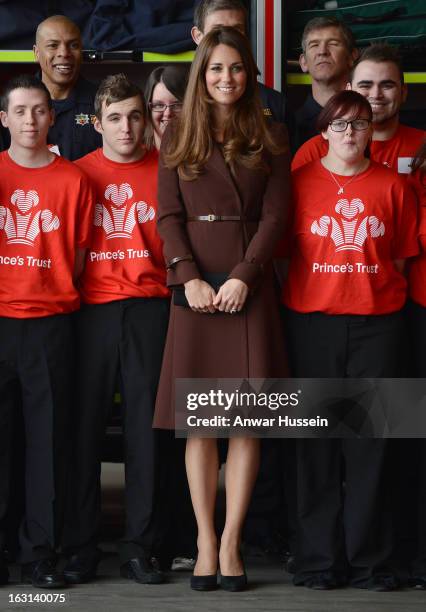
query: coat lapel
[{"left": 208, "top": 144, "right": 244, "bottom": 214}]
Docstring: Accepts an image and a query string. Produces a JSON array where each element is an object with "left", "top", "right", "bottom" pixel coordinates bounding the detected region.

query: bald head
[
  {"left": 34, "top": 15, "right": 82, "bottom": 99},
  {"left": 36, "top": 15, "right": 81, "bottom": 45}
]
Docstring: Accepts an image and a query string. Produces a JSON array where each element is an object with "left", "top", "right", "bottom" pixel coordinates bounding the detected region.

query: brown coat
[{"left": 153, "top": 124, "right": 290, "bottom": 429}]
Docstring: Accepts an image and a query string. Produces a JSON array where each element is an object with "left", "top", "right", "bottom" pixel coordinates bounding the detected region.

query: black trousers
[
  {"left": 402, "top": 300, "right": 426, "bottom": 575},
  {"left": 243, "top": 439, "right": 287, "bottom": 550},
  {"left": 284, "top": 308, "right": 403, "bottom": 586},
  {"left": 63, "top": 298, "right": 169, "bottom": 564},
  {"left": 0, "top": 372, "right": 13, "bottom": 559},
  {"left": 0, "top": 315, "right": 74, "bottom": 564},
  {"left": 155, "top": 434, "right": 197, "bottom": 563},
  {"left": 1, "top": 382, "right": 25, "bottom": 563}
]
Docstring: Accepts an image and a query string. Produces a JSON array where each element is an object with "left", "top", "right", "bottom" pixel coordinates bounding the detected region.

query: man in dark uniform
[
  {"left": 34, "top": 15, "right": 101, "bottom": 160},
  {"left": 295, "top": 16, "right": 357, "bottom": 147}
]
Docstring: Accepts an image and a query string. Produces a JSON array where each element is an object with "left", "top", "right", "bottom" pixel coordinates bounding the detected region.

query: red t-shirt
[
  {"left": 75, "top": 148, "right": 169, "bottom": 304},
  {"left": 283, "top": 160, "right": 418, "bottom": 315},
  {"left": 408, "top": 170, "right": 426, "bottom": 306},
  {"left": 0, "top": 151, "right": 94, "bottom": 318},
  {"left": 292, "top": 124, "right": 425, "bottom": 174}
]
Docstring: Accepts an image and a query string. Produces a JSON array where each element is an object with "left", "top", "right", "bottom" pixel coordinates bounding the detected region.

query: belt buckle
[{"left": 207, "top": 214, "right": 216, "bottom": 222}]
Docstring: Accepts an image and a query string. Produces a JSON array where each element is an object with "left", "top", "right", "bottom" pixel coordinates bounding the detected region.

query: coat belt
[{"left": 187, "top": 215, "right": 258, "bottom": 222}]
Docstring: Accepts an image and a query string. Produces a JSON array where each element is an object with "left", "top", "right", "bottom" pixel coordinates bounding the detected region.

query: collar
[
  {"left": 296, "top": 92, "right": 323, "bottom": 122},
  {"left": 208, "top": 143, "right": 243, "bottom": 212},
  {"left": 299, "top": 93, "right": 323, "bottom": 121},
  {"left": 72, "top": 77, "right": 98, "bottom": 103},
  {"left": 35, "top": 72, "right": 96, "bottom": 106}
]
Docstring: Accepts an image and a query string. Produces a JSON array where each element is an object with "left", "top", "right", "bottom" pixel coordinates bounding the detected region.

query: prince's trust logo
[
  {"left": 94, "top": 183, "right": 155, "bottom": 240},
  {"left": 0, "top": 189, "right": 60, "bottom": 246},
  {"left": 311, "top": 197, "right": 385, "bottom": 253}
]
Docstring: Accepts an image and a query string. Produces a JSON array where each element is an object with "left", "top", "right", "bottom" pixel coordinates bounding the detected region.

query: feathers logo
[
  {"left": 311, "top": 198, "right": 385, "bottom": 253},
  {"left": 0, "top": 189, "right": 60, "bottom": 246},
  {"left": 94, "top": 183, "right": 155, "bottom": 240}
]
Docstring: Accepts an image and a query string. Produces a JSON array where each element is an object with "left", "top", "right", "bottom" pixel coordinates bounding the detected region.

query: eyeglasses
[
  {"left": 149, "top": 102, "right": 183, "bottom": 113},
  {"left": 329, "top": 119, "right": 371, "bottom": 132}
]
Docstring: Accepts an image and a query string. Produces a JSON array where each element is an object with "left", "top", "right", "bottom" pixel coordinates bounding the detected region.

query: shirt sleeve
[
  {"left": 392, "top": 177, "right": 420, "bottom": 260},
  {"left": 408, "top": 172, "right": 426, "bottom": 249},
  {"left": 156, "top": 132, "right": 201, "bottom": 287},
  {"left": 75, "top": 173, "right": 95, "bottom": 248},
  {"left": 292, "top": 135, "right": 327, "bottom": 171}
]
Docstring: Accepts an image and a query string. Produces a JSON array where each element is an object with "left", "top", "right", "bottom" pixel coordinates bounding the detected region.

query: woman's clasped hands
[{"left": 184, "top": 278, "right": 248, "bottom": 314}]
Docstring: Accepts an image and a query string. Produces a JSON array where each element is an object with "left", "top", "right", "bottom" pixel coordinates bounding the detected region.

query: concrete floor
[
  {"left": 2, "top": 463, "right": 426, "bottom": 612},
  {"left": 3, "top": 559, "right": 426, "bottom": 612}
]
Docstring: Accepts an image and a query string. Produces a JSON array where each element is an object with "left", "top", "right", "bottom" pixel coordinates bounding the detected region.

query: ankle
[
  {"left": 194, "top": 548, "right": 218, "bottom": 576},
  {"left": 218, "top": 553, "right": 244, "bottom": 577},
  {"left": 197, "top": 535, "right": 217, "bottom": 552},
  {"left": 219, "top": 533, "right": 240, "bottom": 554}
]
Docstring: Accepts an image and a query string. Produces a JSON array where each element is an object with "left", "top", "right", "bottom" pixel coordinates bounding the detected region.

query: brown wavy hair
[
  {"left": 411, "top": 141, "right": 426, "bottom": 175},
  {"left": 163, "top": 26, "right": 285, "bottom": 180}
]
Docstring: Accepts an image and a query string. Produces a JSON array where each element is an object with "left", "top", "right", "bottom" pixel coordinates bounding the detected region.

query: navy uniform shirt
[
  {"left": 258, "top": 82, "right": 297, "bottom": 154},
  {"left": 294, "top": 92, "right": 323, "bottom": 149},
  {"left": 47, "top": 76, "right": 102, "bottom": 161}
]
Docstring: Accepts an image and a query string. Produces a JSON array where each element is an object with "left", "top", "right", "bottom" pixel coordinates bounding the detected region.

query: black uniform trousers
[
  {"left": 0, "top": 370, "right": 13, "bottom": 559},
  {"left": 284, "top": 308, "right": 403, "bottom": 586},
  {"left": 63, "top": 298, "right": 169, "bottom": 564},
  {"left": 155, "top": 434, "right": 197, "bottom": 564},
  {"left": 401, "top": 300, "right": 426, "bottom": 576},
  {"left": 0, "top": 377, "right": 25, "bottom": 563},
  {"left": 0, "top": 315, "right": 73, "bottom": 564}
]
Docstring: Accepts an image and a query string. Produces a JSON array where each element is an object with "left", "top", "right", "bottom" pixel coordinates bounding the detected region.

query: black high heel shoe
[
  {"left": 190, "top": 573, "right": 218, "bottom": 591},
  {"left": 220, "top": 571, "right": 247, "bottom": 592}
]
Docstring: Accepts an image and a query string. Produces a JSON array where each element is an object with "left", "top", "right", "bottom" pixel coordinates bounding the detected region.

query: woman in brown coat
[{"left": 153, "top": 26, "right": 290, "bottom": 591}]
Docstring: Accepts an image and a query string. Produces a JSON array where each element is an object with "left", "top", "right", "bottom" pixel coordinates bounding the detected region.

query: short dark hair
[
  {"left": 144, "top": 65, "right": 189, "bottom": 108},
  {"left": 143, "top": 65, "right": 189, "bottom": 150},
  {"left": 94, "top": 73, "right": 145, "bottom": 119},
  {"left": 1, "top": 74, "right": 52, "bottom": 111},
  {"left": 316, "top": 90, "right": 372, "bottom": 133},
  {"left": 301, "top": 17, "right": 356, "bottom": 53},
  {"left": 351, "top": 43, "right": 404, "bottom": 84},
  {"left": 194, "top": 0, "right": 247, "bottom": 32}
]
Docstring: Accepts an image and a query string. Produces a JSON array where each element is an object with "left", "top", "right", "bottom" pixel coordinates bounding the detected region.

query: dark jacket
[
  {"left": 294, "top": 92, "right": 323, "bottom": 149},
  {"left": 48, "top": 77, "right": 102, "bottom": 161},
  {"left": 259, "top": 83, "right": 297, "bottom": 153}
]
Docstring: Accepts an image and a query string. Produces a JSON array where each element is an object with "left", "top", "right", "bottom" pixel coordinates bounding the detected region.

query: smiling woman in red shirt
[{"left": 282, "top": 91, "right": 418, "bottom": 591}]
